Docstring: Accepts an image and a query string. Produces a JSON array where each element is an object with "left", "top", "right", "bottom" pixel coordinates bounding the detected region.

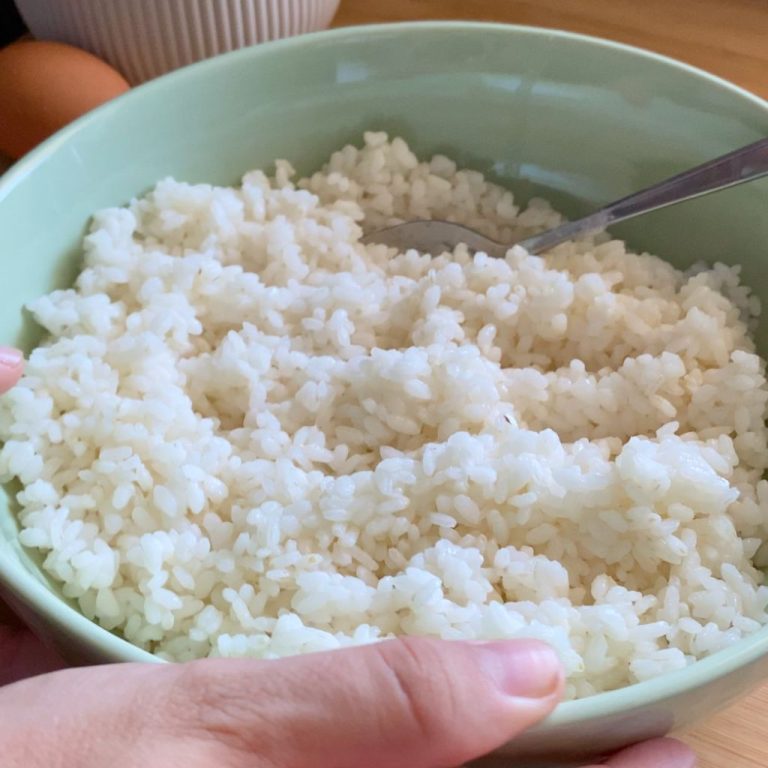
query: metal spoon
[{"left": 362, "top": 137, "right": 768, "bottom": 257}]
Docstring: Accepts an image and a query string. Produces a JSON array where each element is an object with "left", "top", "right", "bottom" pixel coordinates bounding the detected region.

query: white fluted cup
[{"left": 14, "top": 0, "right": 341, "bottom": 84}]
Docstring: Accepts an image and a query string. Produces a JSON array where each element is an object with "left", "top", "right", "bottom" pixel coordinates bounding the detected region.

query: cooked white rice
[{"left": 2, "top": 131, "right": 768, "bottom": 699}]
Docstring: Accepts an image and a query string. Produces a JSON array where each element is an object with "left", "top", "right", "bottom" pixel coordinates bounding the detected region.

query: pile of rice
[{"left": 2, "top": 132, "right": 768, "bottom": 699}]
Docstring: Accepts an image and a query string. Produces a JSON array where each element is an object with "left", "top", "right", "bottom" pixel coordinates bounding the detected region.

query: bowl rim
[{"left": 2, "top": 19, "right": 768, "bottom": 728}]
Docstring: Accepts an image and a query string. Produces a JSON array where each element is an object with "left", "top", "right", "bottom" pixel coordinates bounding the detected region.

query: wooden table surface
[{"left": 334, "top": 2, "right": 768, "bottom": 767}]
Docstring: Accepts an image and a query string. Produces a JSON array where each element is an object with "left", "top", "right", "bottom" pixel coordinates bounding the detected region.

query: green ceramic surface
[{"left": 1, "top": 22, "right": 768, "bottom": 767}]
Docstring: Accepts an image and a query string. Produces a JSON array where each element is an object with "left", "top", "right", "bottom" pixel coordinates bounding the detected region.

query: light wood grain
[
  {"left": 335, "top": 2, "right": 768, "bottom": 766},
  {"left": 333, "top": 0, "right": 768, "bottom": 100}
]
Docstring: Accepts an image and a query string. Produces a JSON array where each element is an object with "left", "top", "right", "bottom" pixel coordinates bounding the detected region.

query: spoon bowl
[{"left": 364, "top": 137, "right": 768, "bottom": 256}]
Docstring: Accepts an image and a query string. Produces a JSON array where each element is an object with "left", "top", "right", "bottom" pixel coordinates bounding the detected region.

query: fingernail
[
  {"left": 472, "top": 640, "right": 562, "bottom": 699},
  {"left": 0, "top": 347, "right": 23, "bottom": 369}
]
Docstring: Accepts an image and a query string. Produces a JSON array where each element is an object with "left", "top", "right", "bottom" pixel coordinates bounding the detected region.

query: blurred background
[
  {"left": 1, "top": 0, "right": 766, "bottom": 96},
  {"left": 0, "top": 0, "right": 25, "bottom": 47},
  {"left": 334, "top": 0, "right": 767, "bottom": 100}
]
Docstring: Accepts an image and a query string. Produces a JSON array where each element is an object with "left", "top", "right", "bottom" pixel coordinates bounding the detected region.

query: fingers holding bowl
[{"left": 0, "top": 347, "right": 23, "bottom": 393}]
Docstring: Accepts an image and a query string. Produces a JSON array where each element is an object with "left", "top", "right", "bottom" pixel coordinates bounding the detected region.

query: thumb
[
  {"left": 0, "top": 347, "right": 23, "bottom": 392},
  {"left": 170, "top": 637, "right": 564, "bottom": 768}
]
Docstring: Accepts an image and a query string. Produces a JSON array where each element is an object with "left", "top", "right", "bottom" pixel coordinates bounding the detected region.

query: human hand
[
  {"left": 0, "top": 346, "right": 22, "bottom": 395},
  {"left": 0, "top": 635, "right": 693, "bottom": 768},
  {"left": 0, "top": 347, "right": 694, "bottom": 767}
]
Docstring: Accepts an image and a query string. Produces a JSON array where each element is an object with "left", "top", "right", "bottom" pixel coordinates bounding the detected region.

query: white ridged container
[{"left": 14, "top": 0, "right": 341, "bottom": 84}]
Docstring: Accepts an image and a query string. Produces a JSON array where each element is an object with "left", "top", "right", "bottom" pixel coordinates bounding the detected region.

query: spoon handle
[{"left": 519, "top": 137, "right": 768, "bottom": 254}]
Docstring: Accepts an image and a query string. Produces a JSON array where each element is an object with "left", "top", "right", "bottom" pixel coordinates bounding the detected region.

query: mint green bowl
[{"left": 2, "top": 22, "right": 768, "bottom": 767}]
